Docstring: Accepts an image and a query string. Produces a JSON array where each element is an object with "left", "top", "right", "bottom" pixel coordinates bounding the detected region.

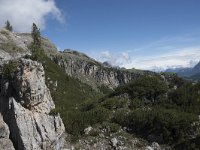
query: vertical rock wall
[{"left": 0, "top": 59, "right": 65, "bottom": 150}]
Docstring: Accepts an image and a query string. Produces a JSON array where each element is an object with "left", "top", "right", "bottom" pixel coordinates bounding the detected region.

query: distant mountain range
[{"left": 165, "top": 62, "right": 200, "bottom": 80}]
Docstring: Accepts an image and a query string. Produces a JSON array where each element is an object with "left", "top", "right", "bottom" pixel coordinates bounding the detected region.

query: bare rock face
[
  {"left": 0, "top": 59, "right": 65, "bottom": 150},
  {"left": 0, "top": 114, "right": 15, "bottom": 150},
  {"left": 52, "top": 50, "right": 153, "bottom": 89},
  {"left": 14, "top": 59, "right": 54, "bottom": 111}
]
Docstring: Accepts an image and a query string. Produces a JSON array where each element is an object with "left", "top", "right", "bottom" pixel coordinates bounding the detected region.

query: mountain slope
[
  {"left": 51, "top": 49, "right": 155, "bottom": 90},
  {"left": 1, "top": 28, "right": 200, "bottom": 149},
  {"left": 70, "top": 75, "right": 200, "bottom": 149},
  {"left": 0, "top": 28, "right": 154, "bottom": 90},
  {"left": 165, "top": 62, "right": 200, "bottom": 80},
  {"left": 43, "top": 56, "right": 102, "bottom": 110}
]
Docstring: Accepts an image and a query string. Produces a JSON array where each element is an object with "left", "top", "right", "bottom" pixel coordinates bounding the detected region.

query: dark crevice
[{"left": 0, "top": 77, "right": 24, "bottom": 150}]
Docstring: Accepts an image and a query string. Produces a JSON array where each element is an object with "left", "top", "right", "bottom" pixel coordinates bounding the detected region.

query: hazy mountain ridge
[{"left": 165, "top": 61, "right": 200, "bottom": 80}]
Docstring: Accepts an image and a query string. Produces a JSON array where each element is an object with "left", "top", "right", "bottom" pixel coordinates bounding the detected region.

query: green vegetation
[
  {"left": 63, "top": 107, "right": 109, "bottom": 136},
  {"left": 41, "top": 56, "right": 104, "bottom": 140},
  {"left": 49, "top": 108, "right": 60, "bottom": 116},
  {"left": 25, "top": 28, "right": 200, "bottom": 148},
  {"left": 113, "top": 108, "right": 197, "bottom": 143},
  {"left": 98, "top": 84, "right": 113, "bottom": 94},
  {"left": 42, "top": 56, "right": 102, "bottom": 110},
  {"left": 0, "top": 43, "right": 24, "bottom": 53},
  {"left": 30, "top": 23, "right": 45, "bottom": 61},
  {"left": 5, "top": 20, "right": 12, "bottom": 31},
  {"left": 112, "top": 76, "right": 168, "bottom": 103},
  {"left": 101, "top": 122, "right": 120, "bottom": 133},
  {"left": 56, "top": 74, "right": 200, "bottom": 148},
  {"left": 1, "top": 60, "right": 18, "bottom": 79},
  {"left": 175, "top": 136, "right": 200, "bottom": 150}
]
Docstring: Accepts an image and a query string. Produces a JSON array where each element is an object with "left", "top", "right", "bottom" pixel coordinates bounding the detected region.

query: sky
[{"left": 0, "top": 0, "right": 200, "bottom": 70}]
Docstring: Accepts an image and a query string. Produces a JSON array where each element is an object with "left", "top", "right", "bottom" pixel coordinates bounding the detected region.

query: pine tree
[
  {"left": 30, "top": 23, "right": 44, "bottom": 60},
  {"left": 31, "top": 23, "right": 41, "bottom": 48},
  {"left": 5, "top": 20, "right": 13, "bottom": 31}
]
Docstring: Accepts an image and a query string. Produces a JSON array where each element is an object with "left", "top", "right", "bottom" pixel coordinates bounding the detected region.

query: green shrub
[
  {"left": 0, "top": 43, "right": 23, "bottom": 53},
  {"left": 129, "top": 98, "right": 144, "bottom": 109},
  {"left": 98, "top": 85, "right": 113, "bottom": 94},
  {"left": 112, "top": 109, "right": 129, "bottom": 127},
  {"left": 79, "top": 100, "right": 96, "bottom": 111},
  {"left": 63, "top": 107, "right": 109, "bottom": 136},
  {"left": 114, "top": 76, "right": 168, "bottom": 103},
  {"left": 5, "top": 20, "right": 13, "bottom": 31},
  {"left": 101, "top": 97, "right": 126, "bottom": 109},
  {"left": 174, "top": 136, "right": 200, "bottom": 150},
  {"left": 169, "top": 83, "right": 200, "bottom": 114},
  {"left": 2, "top": 61, "right": 18, "bottom": 79},
  {"left": 30, "top": 46, "right": 45, "bottom": 61},
  {"left": 101, "top": 122, "right": 120, "bottom": 133},
  {"left": 89, "top": 129, "right": 99, "bottom": 137},
  {"left": 49, "top": 108, "right": 60, "bottom": 116},
  {"left": 113, "top": 107, "right": 198, "bottom": 143}
]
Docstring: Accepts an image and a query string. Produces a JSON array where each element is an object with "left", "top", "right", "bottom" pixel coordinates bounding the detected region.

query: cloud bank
[
  {"left": 0, "top": 0, "right": 64, "bottom": 32},
  {"left": 125, "top": 47, "right": 200, "bottom": 71},
  {"left": 96, "top": 47, "right": 200, "bottom": 71},
  {"left": 94, "top": 34, "right": 200, "bottom": 71},
  {"left": 99, "top": 50, "right": 131, "bottom": 67}
]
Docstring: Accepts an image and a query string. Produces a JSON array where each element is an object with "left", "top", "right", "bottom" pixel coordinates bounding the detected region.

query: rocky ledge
[{"left": 0, "top": 59, "right": 65, "bottom": 150}]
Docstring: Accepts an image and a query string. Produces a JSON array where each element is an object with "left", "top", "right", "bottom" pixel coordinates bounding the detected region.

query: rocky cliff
[
  {"left": 0, "top": 58, "right": 65, "bottom": 150},
  {"left": 51, "top": 49, "right": 154, "bottom": 89}
]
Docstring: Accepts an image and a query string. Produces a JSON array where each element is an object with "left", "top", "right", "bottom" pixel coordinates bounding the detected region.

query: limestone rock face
[
  {"left": 0, "top": 59, "right": 65, "bottom": 150},
  {"left": 14, "top": 59, "right": 54, "bottom": 111},
  {"left": 52, "top": 50, "right": 153, "bottom": 89},
  {"left": 0, "top": 114, "right": 15, "bottom": 150}
]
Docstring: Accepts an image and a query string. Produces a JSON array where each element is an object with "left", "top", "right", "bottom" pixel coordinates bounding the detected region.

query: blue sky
[{"left": 0, "top": 0, "right": 200, "bottom": 70}]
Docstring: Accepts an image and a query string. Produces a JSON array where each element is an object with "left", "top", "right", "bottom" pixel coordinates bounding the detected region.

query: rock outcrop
[
  {"left": 0, "top": 59, "right": 65, "bottom": 150},
  {"left": 52, "top": 50, "right": 154, "bottom": 89},
  {"left": 0, "top": 114, "right": 15, "bottom": 150}
]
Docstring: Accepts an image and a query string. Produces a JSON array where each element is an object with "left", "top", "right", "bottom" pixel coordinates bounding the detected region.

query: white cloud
[
  {"left": 93, "top": 47, "right": 200, "bottom": 71},
  {"left": 123, "top": 47, "right": 200, "bottom": 71},
  {"left": 122, "top": 52, "right": 130, "bottom": 61},
  {"left": 0, "top": 0, "right": 64, "bottom": 32},
  {"left": 118, "top": 34, "right": 200, "bottom": 71},
  {"left": 97, "top": 50, "right": 131, "bottom": 67},
  {"left": 100, "top": 50, "right": 112, "bottom": 59}
]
